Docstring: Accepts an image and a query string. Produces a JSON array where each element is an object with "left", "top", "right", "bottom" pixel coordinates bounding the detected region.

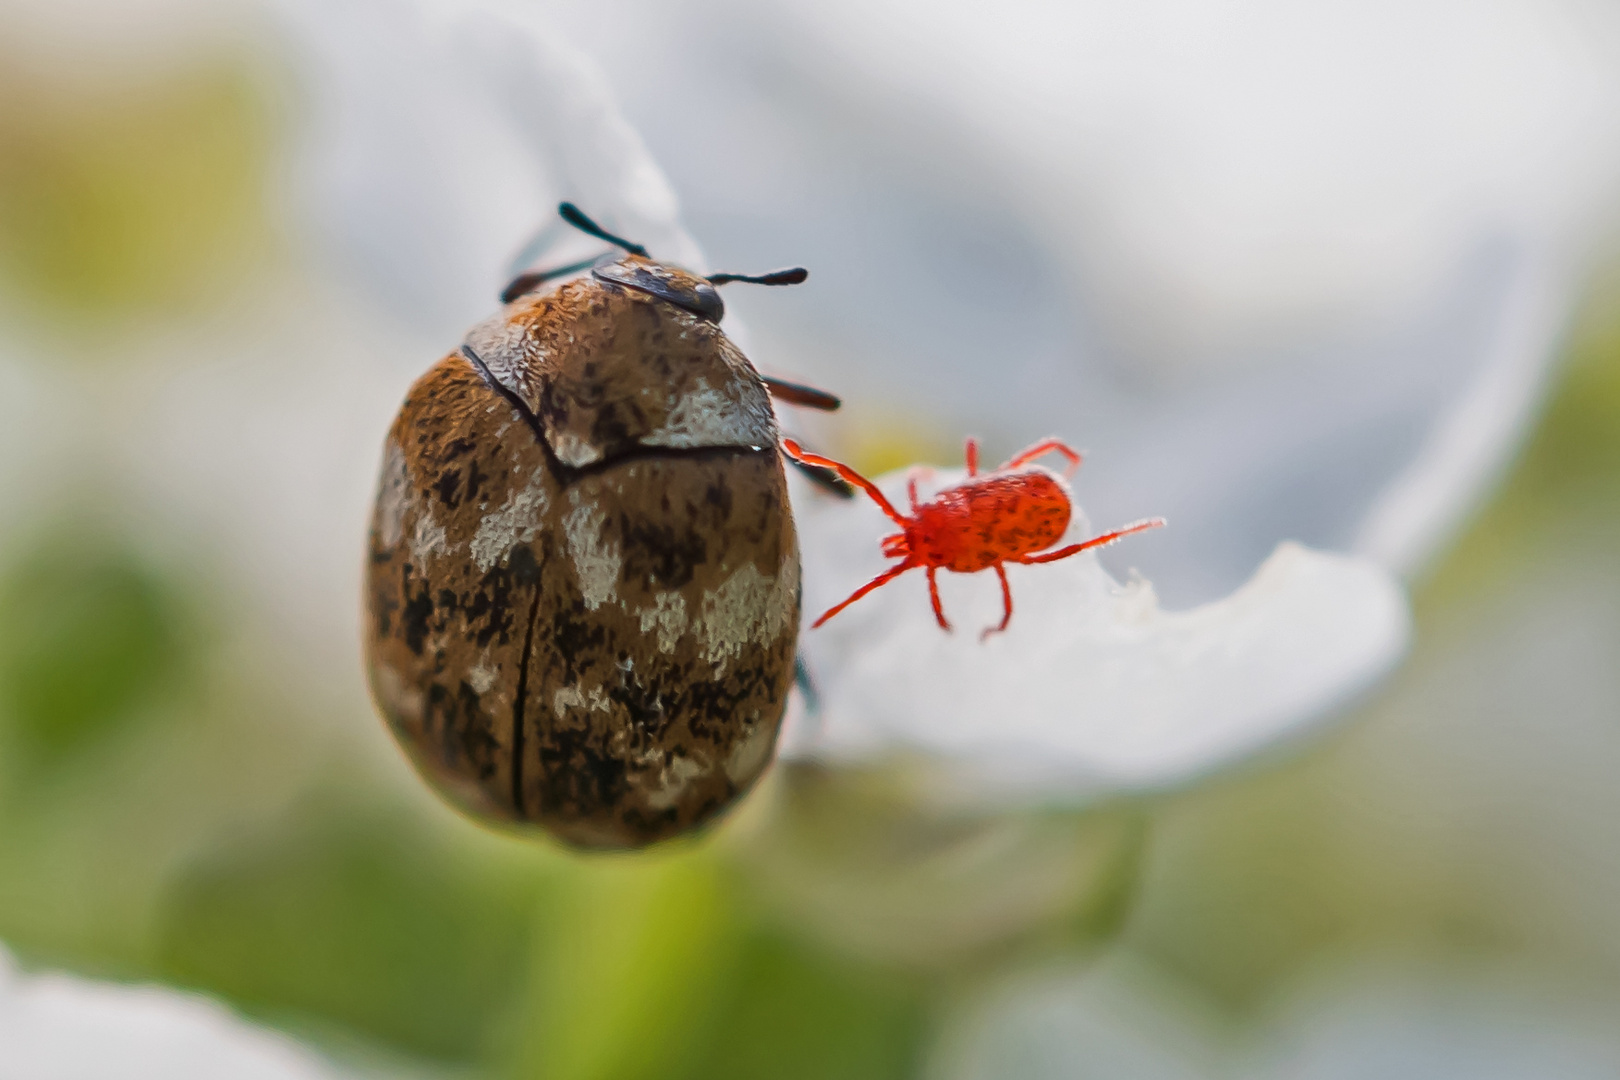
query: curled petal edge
[{"left": 785, "top": 490, "right": 1411, "bottom": 810}]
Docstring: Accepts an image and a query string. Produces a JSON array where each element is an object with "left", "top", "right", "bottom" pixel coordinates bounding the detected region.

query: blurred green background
[{"left": 1, "top": 27, "right": 1618, "bottom": 1080}]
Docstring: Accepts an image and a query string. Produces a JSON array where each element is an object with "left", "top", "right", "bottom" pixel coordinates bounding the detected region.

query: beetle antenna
[
  {"left": 499, "top": 256, "right": 600, "bottom": 303},
  {"left": 557, "top": 202, "right": 649, "bottom": 257},
  {"left": 708, "top": 268, "right": 809, "bottom": 287}
]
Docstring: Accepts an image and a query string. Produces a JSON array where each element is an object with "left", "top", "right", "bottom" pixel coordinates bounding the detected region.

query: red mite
[{"left": 782, "top": 437, "right": 1165, "bottom": 639}]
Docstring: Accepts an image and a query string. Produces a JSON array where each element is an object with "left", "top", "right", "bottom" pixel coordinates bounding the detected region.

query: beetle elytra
[{"left": 365, "top": 204, "right": 833, "bottom": 848}]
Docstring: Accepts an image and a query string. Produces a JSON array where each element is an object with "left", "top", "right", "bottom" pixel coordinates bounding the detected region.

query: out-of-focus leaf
[
  {"left": 496, "top": 851, "right": 737, "bottom": 1080},
  {"left": 154, "top": 802, "right": 547, "bottom": 1065},
  {"left": 739, "top": 767, "right": 1148, "bottom": 968},
  {"left": 671, "top": 928, "right": 929, "bottom": 1080},
  {"left": 0, "top": 535, "right": 188, "bottom": 757},
  {"left": 497, "top": 844, "right": 930, "bottom": 1080}
]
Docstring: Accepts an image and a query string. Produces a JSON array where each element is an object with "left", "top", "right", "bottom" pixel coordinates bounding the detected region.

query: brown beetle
[{"left": 365, "top": 204, "right": 835, "bottom": 849}]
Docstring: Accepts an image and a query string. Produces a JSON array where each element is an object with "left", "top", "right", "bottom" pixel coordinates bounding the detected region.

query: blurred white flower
[
  {"left": 271, "top": 0, "right": 703, "bottom": 342},
  {"left": 1244, "top": 961, "right": 1620, "bottom": 1080},
  {"left": 0, "top": 946, "right": 349, "bottom": 1080},
  {"left": 517, "top": 0, "right": 1618, "bottom": 958},
  {"left": 271, "top": 0, "right": 1418, "bottom": 812},
  {"left": 545, "top": 0, "right": 1620, "bottom": 590},
  {"left": 2, "top": 0, "right": 1609, "bottom": 825},
  {"left": 75, "top": 0, "right": 1415, "bottom": 819},
  {"left": 927, "top": 953, "right": 1227, "bottom": 1080},
  {"left": 756, "top": 0, "right": 1620, "bottom": 360},
  {"left": 515, "top": 0, "right": 1620, "bottom": 806},
  {"left": 929, "top": 953, "right": 1620, "bottom": 1080}
]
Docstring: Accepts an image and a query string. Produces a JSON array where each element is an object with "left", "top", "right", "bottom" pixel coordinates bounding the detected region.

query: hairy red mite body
[
  {"left": 783, "top": 437, "right": 1165, "bottom": 639},
  {"left": 905, "top": 472, "right": 1072, "bottom": 573}
]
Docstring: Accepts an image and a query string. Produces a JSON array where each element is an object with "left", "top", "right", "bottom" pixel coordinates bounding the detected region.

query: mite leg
[
  {"left": 981, "top": 563, "right": 1014, "bottom": 641},
  {"left": 964, "top": 437, "right": 980, "bottom": 477},
  {"left": 781, "top": 439, "right": 856, "bottom": 499},
  {"left": 762, "top": 375, "right": 841, "bottom": 411},
  {"left": 999, "top": 438, "right": 1082, "bottom": 476},
  {"left": 927, "top": 566, "right": 952, "bottom": 631},
  {"left": 782, "top": 439, "right": 910, "bottom": 527},
  {"left": 1016, "top": 518, "right": 1167, "bottom": 564},
  {"left": 905, "top": 465, "right": 939, "bottom": 511},
  {"left": 812, "top": 561, "right": 916, "bottom": 628}
]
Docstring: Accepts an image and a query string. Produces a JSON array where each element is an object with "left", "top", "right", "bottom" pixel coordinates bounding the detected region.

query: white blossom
[
  {"left": 4, "top": 0, "right": 1615, "bottom": 813},
  {"left": 0, "top": 947, "right": 352, "bottom": 1080},
  {"left": 929, "top": 954, "right": 1620, "bottom": 1080},
  {"left": 1246, "top": 962, "right": 1620, "bottom": 1080},
  {"left": 557, "top": 0, "right": 1620, "bottom": 803},
  {"left": 271, "top": 0, "right": 703, "bottom": 343},
  {"left": 782, "top": 515, "right": 1406, "bottom": 808}
]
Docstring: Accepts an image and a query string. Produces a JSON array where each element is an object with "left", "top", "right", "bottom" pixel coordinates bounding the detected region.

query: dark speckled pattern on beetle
[{"left": 365, "top": 258, "right": 800, "bottom": 849}]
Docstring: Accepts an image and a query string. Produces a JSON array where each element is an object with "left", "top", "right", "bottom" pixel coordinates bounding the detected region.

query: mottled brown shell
[{"left": 364, "top": 261, "right": 800, "bottom": 848}]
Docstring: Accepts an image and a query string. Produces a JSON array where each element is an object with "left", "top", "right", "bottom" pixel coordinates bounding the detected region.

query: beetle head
[
  {"left": 499, "top": 203, "right": 807, "bottom": 321},
  {"left": 593, "top": 255, "right": 726, "bottom": 323}
]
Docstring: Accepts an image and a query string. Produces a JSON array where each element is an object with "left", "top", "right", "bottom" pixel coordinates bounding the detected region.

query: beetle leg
[
  {"left": 981, "top": 563, "right": 1013, "bottom": 641},
  {"left": 782, "top": 439, "right": 911, "bottom": 527},
  {"left": 1017, "top": 518, "right": 1167, "bottom": 564},
  {"left": 811, "top": 560, "right": 916, "bottom": 628},
  {"left": 793, "top": 653, "right": 822, "bottom": 716},
  {"left": 999, "top": 438, "right": 1082, "bottom": 476},
  {"left": 964, "top": 437, "right": 980, "bottom": 477},
  {"left": 927, "top": 566, "right": 952, "bottom": 632}
]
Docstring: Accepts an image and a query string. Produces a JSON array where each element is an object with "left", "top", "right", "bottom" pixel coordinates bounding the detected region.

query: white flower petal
[
  {"left": 546, "top": 3, "right": 1612, "bottom": 603},
  {"left": 0, "top": 947, "right": 349, "bottom": 1079},
  {"left": 735, "top": 786, "right": 1147, "bottom": 966},
  {"left": 757, "top": 0, "right": 1620, "bottom": 359},
  {"left": 272, "top": 0, "right": 701, "bottom": 342},
  {"left": 926, "top": 953, "right": 1226, "bottom": 1080},
  {"left": 1039, "top": 242, "right": 1570, "bottom": 605},
  {"left": 931, "top": 954, "right": 1620, "bottom": 1080},
  {"left": 1246, "top": 961, "right": 1620, "bottom": 1080},
  {"left": 1351, "top": 249, "right": 1572, "bottom": 576},
  {"left": 784, "top": 469, "right": 1409, "bottom": 805},
  {"left": 0, "top": 357, "right": 78, "bottom": 546}
]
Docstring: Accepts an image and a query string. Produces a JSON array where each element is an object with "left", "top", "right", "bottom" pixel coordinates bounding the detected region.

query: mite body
[
  {"left": 784, "top": 437, "right": 1164, "bottom": 639},
  {"left": 366, "top": 205, "right": 822, "bottom": 849}
]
